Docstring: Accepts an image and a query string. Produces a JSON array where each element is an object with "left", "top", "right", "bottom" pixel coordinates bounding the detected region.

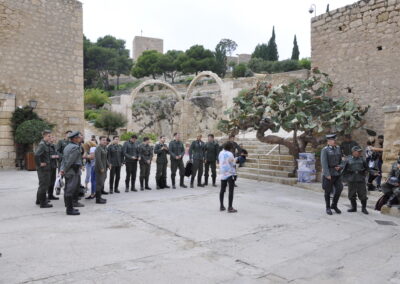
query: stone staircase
[{"left": 235, "top": 138, "right": 298, "bottom": 186}]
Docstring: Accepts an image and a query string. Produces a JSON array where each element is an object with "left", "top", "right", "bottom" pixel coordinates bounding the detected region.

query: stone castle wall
[
  {"left": 311, "top": 0, "right": 400, "bottom": 137},
  {"left": 0, "top": 0, "right": 84, "bottom": 169},
  {"left": 132, "top": 36, "right": 163, "bottom": 60}
]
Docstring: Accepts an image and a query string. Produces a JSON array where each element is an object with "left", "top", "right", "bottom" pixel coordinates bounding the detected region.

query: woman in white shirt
[{"left": 218, "top": 142, "right": 238, "bottom": 213}]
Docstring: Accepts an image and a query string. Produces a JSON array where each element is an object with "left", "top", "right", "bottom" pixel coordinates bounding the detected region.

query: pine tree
[
  {"left": 266, "top": 26, "right": 279, "bottom": 61},
  {"left": 291, "top": 35, "right": 300, "bottom": 60}
]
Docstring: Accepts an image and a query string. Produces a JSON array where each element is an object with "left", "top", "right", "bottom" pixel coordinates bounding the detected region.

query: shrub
[
  {"left": 11, "top": 106, "right": 41, "bottom": 133},
  {"left": 232, "top": 63, "right": 253, "bottom": 78},
  {"left": 120, "top": 131, "right": 157, "bottom": 143},
  {"left": 15, "top": 119, "right": 52, "bottom": 145},
  {"left": 299, "top": 58, "right": 311, "bottom": 70},
  {"left": 84, "top": 88, "right": 111, "bottom": 108},
  {"left": 94, "top": 111, "right": 127, "bottom": 135},
  {"left": 248, "top": 58, "right": 309, "bottom": 74},
  {"left": 84, "top": 109, "right": 105, "bottom": 121}
]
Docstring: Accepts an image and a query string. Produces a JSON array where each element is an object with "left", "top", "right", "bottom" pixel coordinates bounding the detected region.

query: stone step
[
  {"left": 239, "top": 172, "right": 298, "bottom": 186},
  {"left": 247, "top": 154, "right": 294, "bottom": 161},
  {"left": 243, "top": 162, "right": 295, "bottom": 172},
  {"left": 238, "top": 167, "right": 295, "bottom": 178},
  {"left": 246, "top": 159, "right": 295, "bottom": 167}
]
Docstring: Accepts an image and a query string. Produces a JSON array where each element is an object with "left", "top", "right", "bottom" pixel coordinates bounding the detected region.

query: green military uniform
[
  {"left": 34, "top": 140, "right": 52, "bottom": 207},
  {"left": 48, "top": 143, "right": 59, "bottom": 199},
  {"left": 122, "top": 140, "right": 139, "bottom": 191},
  {"left": 154, "top": 142, "right": 169, "bottom": 189},
  {"left": 56, "top": 139, "right": 69, "bottom": 165},
  {"left": 204, "top": 141, "right": 220, "bottom": 186},
  {"left": 95, "top": 145, "right": 108, "bottom": 202},
  {"left": 320, "top": 134, "right": 343, "bottom": 215},
  {"left": 189, "top": 140, "right": 205, "bottom": 187},
  {"left": 385, "top": 159, "right": 400, "bottom": 207},
  {"left": 169, "top": 139, "right": 186, "bottom": 188},
  {"left": 139, "top": 143, "right": 153, "bottom": 190},
  {"left": 107, "top": 143, "right": 124, "bottom": 193},
  {"left": 341, "top": 146, "right": 368, "bottom": 213},
  {"left": 61, "top": 136, "right": 83, "bottom": 215},
  {"left": 340, "top": 140, "right": 359, "bottom": 157}
]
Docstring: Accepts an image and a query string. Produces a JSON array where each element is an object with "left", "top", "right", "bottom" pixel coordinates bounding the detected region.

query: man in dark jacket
[
  {"left": 56, "top": 130, "right": 72, "bottom": 165},
  {"left": 204, "top": 134, "right": 219, "bottom": 187},
  {"left": 48, "top": 135, "right": 60, "bottom": 200},
  {"left": 340, "top": 134, "right": 359, "bottom": 158},
  {"left": 341, "top": 146, "right": 369, "bottom": 214},
  {"left": 169, "top": 133, "right": 187, "bottom": 189},
  {"left": 34, "top": 130, "right": 53, "bottom": 208},
  {"left": 95, "top": 136, "right": 108, "bottom": 204},
  {"left": 189, "top": 134, "right": 205, "bottom": 188},
  {"left": 108, "top": 136, "right": 124, "bottom": 194},
  {"left": 154, "top": 135, "right": 170, "bottom": 189},
  {"left": 122, "top": 135, "right": 139, "bottom": 192},
  {"left": 139, "top": 137, "right": 153, "bottom": 190}
]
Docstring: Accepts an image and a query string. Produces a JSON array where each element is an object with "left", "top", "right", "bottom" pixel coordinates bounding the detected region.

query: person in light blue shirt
[{"left": 218, "top": 142, "right": 238, "bottom": 213}]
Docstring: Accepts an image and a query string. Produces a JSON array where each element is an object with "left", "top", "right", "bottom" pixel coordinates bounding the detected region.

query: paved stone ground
[{"left": 1, "top": 167, "right": 400, "bottom": 284}]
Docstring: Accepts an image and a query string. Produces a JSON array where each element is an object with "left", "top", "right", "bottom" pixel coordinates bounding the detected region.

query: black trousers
[
  {"left": 109, "top": 165, "right": 121, "bottom": 190},
  {"left": 125, "top": 161, "right": 138, "bottom": 189},
  {"left": 47, "top": 168, "right": 57, "bottom": 197},
  {"left": 37, "top": 168, "right": 50, "bottom": 204},
  {"left": 220, "top": 176, "right": 235, "bottom": 208},
  {"left": 156, "top": 162, "right": 168, "bottom": 187},
  {"left": 322, "top": 175, "right": 343, "bottom": 208},
  {"left": 171, "top": 159, "right": 185, "bottom": 185},
  {"left": 191, "top": 159, "right": 204, "bottom": 185},
  {"left": 95, "top": 171, "right": 106, "bottom": 198},
  {"left": 140, "top": 162, "right": 151, "bottom": 179},
  {"left": 204, "top": 160, "right": 217, "bottom": 182}
]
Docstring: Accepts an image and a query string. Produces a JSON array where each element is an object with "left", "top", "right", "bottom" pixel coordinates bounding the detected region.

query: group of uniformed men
[{"left": 35, "top": 129, "right": 242, "bottom": 216}]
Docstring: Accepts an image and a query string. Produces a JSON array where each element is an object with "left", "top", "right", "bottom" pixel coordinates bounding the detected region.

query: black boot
[
  {"left": 325, "top": 195, "right": 332, "bottom": 215},
  {"left": 212, "top": 176, "right": 217, "bottom": 187},
  {"left": 172, "top": 177, "right": 176, "bottom": 189},
  {"left": 331, "top": 194, "right": 342, "bottom": 214},
  {"left": 73, "top": 201, "right": 85, "bottom": 207},
  {"left": 145, "top": 177, "right": 152, "bottom": 190},
  {"left": 190, "top": 177, "right": 194, "bottom": 188},
  {"left": 180, "top": 176, "right": 187, "bottom": 188},
  {"left": 95, "top": 192, "right": 107, "bottom": 204},
  {"left": 361, "top": 200, "right": 369, "bottom": 214},
  {"left": 156, "top": 178, "right": 161, "bottom": 190},
  {"left": 140, "top": 177, "right": 144, "bottom": 191},
  {"left": 66, "top": 197, "right": 80, "bottom": 216},
  {"left": 347, "top": 199, "right": 357, "bottom": 212},
  {"left": 204, "top": 176, "right": 208, "bottom": 186},
  {"left": 164, "top": 178, "right": 170, "bottom": 189}
]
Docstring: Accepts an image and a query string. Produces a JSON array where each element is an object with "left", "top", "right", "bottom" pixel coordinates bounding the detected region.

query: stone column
[
  {"left": 382, "top": 105, "right": 400, "bottom": 177},
  {"left": 0, "top": 93, "right": 16, "bottom": 169}
]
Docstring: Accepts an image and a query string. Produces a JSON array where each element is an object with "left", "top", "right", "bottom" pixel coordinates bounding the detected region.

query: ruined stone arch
[
  {"left": 186, "top": 71, "right": 224, "bottom": 99},
  {"left": 130, "top": 79, "right": 181, "bottom": 103}
]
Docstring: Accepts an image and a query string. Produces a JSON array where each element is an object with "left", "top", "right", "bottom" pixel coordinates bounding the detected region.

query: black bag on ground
[{"left": 185, "top": 161, "right": 192, "bottom": 177}]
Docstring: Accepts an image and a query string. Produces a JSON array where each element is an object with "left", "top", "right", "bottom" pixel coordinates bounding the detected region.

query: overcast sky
[{"left": 81, "top": 0, "right": 356, "bottom": 59}]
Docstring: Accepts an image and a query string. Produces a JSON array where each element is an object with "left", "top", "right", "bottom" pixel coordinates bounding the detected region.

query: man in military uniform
[
  {"left": 385, "top": 158, "right": 400, "bottom": 207},
  {"left": 341, "top": 146, "right": 369, "bottom": 214},
  {"left": 154, "top": 135, "right": 170, "bottom": 189},
  {"left": 189, "top": 134, "right": 205, "bottom": 188},
  {"left": 204, "top": 134, "right": 219, "bottom": 187},
  {"left": 56, "top": 130, "right": 72, "bottom": 165},
  {"left": 139, "top": 137, "right": 153, "bottom": 190},
  {"left": 340, "top": 134, "right": 359, "bottom": 158},
  {"left": 169, "top": 133, "right": 187, "bottom": 189},
  {"left": 320, "top": 134, "right": 344, "bottom": 215},
  {"left": 34, "top": 130, "right": 53, "bottom": 208},
  {"left": 48, "top": 135, "right": 60, "bottom": 200},
  {"left": 107, "top": 136, "right": 124, "bottom": 194},
  {"left": 95, "top": 136, "right": 108, "bottom": 204},
  {"left": 122, "top": 135, "right": 139, "bottom": 192},
  {"left": 60, "top": 131, "right": 83, "bottom": 215}
]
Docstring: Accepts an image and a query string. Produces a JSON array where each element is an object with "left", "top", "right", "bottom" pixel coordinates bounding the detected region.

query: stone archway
[
  {"left": 131, "top": 79, "right": 181, "bottom": 103},
  {"left": 186, "top": 71, "right": 224, "bottom": 99}
]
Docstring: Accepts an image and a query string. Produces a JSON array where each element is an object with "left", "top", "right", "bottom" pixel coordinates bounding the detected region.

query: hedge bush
[
  {"left": 248, "top": 58, "right": 311, "bottom": 73},
  {"left": 84, "top": 88, "right": 111, "bottom": 108},
  {"left": 15, "top": 119, "right": 52, "bottom": 145}
]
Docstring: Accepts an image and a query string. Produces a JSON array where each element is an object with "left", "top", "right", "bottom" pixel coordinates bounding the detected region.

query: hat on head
[
  {"left": 352, "top": 146, "right": 362, "bottom": 152},
  {"left": 326, "top": 134, "right": 337, "bottom": 140},
  {"left": 68, "top": 131, "right": 80, "bottom": 139}
]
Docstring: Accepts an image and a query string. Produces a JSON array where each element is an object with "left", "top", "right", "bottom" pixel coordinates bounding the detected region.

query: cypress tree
[
  {"left": 291, "top": 35, "right": 300, "bottom": 60},
  {"left": 266, "top": 26, "right": 279, "bottom": 61}
]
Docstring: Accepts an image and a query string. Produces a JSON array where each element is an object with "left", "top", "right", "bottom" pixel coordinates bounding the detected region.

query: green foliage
[
  {"left": 114, "top": 80, "right": 142, "bottom": 91},
  {"left": 11, "top": 106, "right": 41, "bottom": 133},
  {"left": 251, "top": 44, "right": 269, "bottom": 60},
  {"left": 291, "top": 35, "right": 300, "bottom": 60},
  {"left": 84, "top": 88, "right": 111, "bottom": 108},
  {"left": 299, "top": 58, "right": 311, "bottom": 70},
  {"left": 179, "top": 45, "right": 216, "bottom": 74},
  {"left": 232, "top": 63, "right": 253, "bottom": 78},
  {"left": 15, "top": 120, "right": 52, "bottom": 145},
  {"left": 214, "top": 39, "right": 238, "bottom": 78},
  {"left": 248, "top": 59, "right": 303, "bottom": 73},
  {"left": 251, "top": 27, "right": 279, "bottom": 61},
  {"left": 120, "top": 131, "right": 157, "bottom": 142},
  {"left": 218, "top": 69, "right": 369, "bottom": 157},
  {"left": 132, "top": 50, "right": 163, "bottom": 79},
  {"left": 84, "top": 109, "right": 105, "bottom": 121},
  {"left": 94, "top": 111, "right": 127, "bottom": 135}
]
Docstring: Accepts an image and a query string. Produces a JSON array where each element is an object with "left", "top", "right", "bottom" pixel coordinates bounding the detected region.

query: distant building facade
[{"left": 132, "top": 36, "right": 163, "bottom": 60}]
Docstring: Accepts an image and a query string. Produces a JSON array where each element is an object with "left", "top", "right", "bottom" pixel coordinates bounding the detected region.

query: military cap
[
  {"left": 351, "top": 146, "right": 363, "bottom": 152},
  {"left": 326, "top": 134, "right": 337, "bottom": 140},
  {"left": 68, "top": 131, "right": 80, "bottom": 139}
]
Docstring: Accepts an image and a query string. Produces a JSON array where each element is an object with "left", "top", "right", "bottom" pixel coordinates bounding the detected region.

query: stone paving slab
[{"left": 0, "top": 167, "right": 400, "bottom": 284}]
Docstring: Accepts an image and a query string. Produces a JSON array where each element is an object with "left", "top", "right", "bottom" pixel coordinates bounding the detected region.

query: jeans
[
  {"left": 85, "top": 162, "right": 92, "bottom": 184},
  {"left": 90, "top": 166, "right": 96, "bottom": 195}
]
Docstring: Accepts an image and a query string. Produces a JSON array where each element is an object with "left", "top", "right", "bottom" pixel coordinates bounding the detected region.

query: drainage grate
[{"left": 375, "top": 220, "right": 398, "bottom": 226}]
